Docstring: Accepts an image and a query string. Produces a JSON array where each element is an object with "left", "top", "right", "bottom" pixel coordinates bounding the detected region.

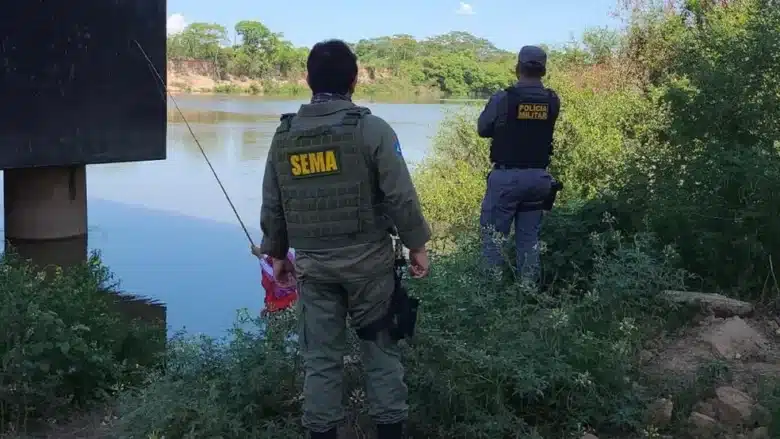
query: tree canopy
[{"left": 167, "top": 23, "right": 536, "bottom": 97}]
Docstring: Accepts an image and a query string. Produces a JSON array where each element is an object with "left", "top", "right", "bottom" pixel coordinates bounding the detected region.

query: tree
[
  {"left": 424, "top": 31, "right": 501, "bottom": 59},
  {"left": 175, "top": 23, "right": 228, "bottom": 59},
  {"left": 235, "top": 21, "right": 281, "bottom": 54}
]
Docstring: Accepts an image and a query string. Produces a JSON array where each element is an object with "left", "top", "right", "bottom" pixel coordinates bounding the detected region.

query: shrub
[
  {"left": 615, "top": 0, "right": 780, "bottom": 296},
  {"left": 114, "top": 221, "right": 689, "bottom": 439},
  {"left": 116, "top": 309, "right": 303, "bottom": 438},
  {"left": 211, "top": 83, "right": 243, "bottom": 94},
  {"left": 402, "top": 221, "right": 690, "bottom": 438},
  {"left": 0, "top": 252, "right": 164, "bottom": 431},
  {"left": 756, "top": 377, "right": 780, "bottom": 437},
  {"left": 413, "top": 105, "right": 490, "bottom": 236}
]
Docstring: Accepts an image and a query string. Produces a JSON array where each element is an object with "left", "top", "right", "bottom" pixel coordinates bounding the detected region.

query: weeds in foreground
[
  {"left": 114, "top": 225, "right": 688, "bottom": 439},
  {"left": 0, "top": 252, "right": 164, "bottom": 433}
]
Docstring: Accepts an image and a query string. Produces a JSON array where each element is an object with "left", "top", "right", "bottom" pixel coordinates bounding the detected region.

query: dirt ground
[
  {"left": 645, "top": 313, "right": 780, "bottom": 390},
  {"left": 639, "top": 305, "right": 780, "bottom": 439}
]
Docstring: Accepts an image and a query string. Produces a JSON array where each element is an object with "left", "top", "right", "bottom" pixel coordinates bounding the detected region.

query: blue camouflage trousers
[{"left": 479, "top": 168, "right": 553, "bottom": 281}]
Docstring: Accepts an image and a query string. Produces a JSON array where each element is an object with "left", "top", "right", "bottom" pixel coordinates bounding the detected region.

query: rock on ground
[
  {"left": 693, "top": 399, "right": 718, "bottom": 419},
  {"left": 688, "top": 412, "right": 719, "bottom": 439},
  {"left": 713, "top": 386, "right": 754, "bottom": 426},
  {"left": 648, "top": 315, "right": 779, "bottom": 386},
  {"left": 662, "top": 291, "right": 754, "bottom": 317},
  {"left": 701, "top": 317, "right": 770, "bottom": 361}
]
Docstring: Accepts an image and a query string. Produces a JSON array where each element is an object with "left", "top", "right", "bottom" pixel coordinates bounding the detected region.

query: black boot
[
  {"left": 376, "top": 422, "right": 405, "bottom": 439},
  {"left": 309, "top": 427, "right": 338, "bottom": 439}
]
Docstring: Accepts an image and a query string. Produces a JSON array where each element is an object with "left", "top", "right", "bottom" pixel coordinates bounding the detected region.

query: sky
[{"left": 165, "top": 0, "right": 625, "bottom": 53}]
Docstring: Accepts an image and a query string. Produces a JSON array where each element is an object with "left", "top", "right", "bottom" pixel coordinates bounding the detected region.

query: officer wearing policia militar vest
[
  {"left": 477, "top": 45, "right": 562, "bottom": 282},
  {"left": 255, "top": 39, "right": 431, "bottom": 439}
]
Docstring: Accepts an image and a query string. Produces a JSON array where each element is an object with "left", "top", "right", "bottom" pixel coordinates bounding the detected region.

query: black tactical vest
[{"left": 490, "top": 84, "right": 557, "bottom": 169}]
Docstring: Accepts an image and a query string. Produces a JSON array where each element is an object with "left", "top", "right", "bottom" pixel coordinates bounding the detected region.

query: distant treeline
[{"left": 167, "top": 20, "right": 621, "bottom": 98}]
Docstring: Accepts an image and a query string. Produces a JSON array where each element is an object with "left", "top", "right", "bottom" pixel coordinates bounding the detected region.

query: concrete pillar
[{"left": 4, "top": 165, "right": 88, "bottom": 269}]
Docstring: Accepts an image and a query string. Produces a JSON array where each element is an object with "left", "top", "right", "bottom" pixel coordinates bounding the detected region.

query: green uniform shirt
[{"left": 260, "top": 99, "right": 431, "bottom": 282}]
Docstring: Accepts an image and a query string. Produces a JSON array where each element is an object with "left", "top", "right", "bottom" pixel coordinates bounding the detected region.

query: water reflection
[
  {"left": 88, "top": 198, "right": 263, "bottom": 336},
  {"left": 240, "top": 129, "right": 272, "bottom": 163},
  {"left": 111, "top": 292, "right": 167, "bottom": 329},
  {"left": 2, "top": 97, "right": 459, "bottom": 337},
  {"left": 167, "top": 108, "right": 278, "bottom": 125}
]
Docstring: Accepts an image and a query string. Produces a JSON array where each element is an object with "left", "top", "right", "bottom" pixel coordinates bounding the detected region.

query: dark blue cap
[{"left": 518, "top": 45, "right": 547, "bottom": 68}]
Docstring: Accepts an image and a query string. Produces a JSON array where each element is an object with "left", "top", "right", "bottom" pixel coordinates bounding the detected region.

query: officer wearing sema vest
[
  {"left": 477, "top": 45, "right": 561, "bottom": 281},
  {"left": 257, "top": 39, "right": 431, "bottom": 439}
]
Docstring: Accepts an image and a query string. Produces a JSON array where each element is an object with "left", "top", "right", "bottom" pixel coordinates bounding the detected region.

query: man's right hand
[
  {"left": 408, "top": 247, "right": 430, "bottom": 278},
  {"left": 273, "top": 257, "right": 296, "bottom": 288}
]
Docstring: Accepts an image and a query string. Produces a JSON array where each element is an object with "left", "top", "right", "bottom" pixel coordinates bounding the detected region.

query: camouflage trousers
[{"left": 297, "top": 270, "right": 408, "bottom": 433}]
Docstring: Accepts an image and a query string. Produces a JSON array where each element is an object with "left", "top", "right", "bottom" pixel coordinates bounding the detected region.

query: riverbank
[
  {"left": 167, "top": 60, "right": 448, "bottom": 103},
  {"left": 6, "top": 109, "right": 780, "bottom": 439},
  {"left": 165, "top": 27, "right": 517, "bottom": 102},
  {"left": 2, "top": 211, "right": 779, "bottom": 439}
]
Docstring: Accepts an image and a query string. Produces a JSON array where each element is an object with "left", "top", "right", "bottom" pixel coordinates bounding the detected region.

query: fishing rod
[{"left": 132, "top": 40, "right": 255, "bottom": 247}]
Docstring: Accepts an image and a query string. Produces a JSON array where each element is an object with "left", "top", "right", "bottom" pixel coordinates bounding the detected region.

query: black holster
[
  {"left": 516, "top": 178, "right": 564, "bottom": 213},
  {"left": 542, "top": 179, "right": 564, "bottom": 211},
  {"left": 355, "top": 231, "right": 420, "bottom": 342},
  {"left": 387, "top": 259, "right": 420, "bottom": 341}
]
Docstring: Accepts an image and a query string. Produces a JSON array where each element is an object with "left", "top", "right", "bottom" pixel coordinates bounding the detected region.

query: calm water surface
[{"left": 0, "top": 95, "right": 463, "bottom": 337}]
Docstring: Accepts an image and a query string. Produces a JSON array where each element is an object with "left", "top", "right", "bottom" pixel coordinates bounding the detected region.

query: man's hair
[
  {"left": 517, "top": 63, "right": 546, "bottom": 79},
  {"left": 306, "top": 39, "right": 358, "bottom": 95}
]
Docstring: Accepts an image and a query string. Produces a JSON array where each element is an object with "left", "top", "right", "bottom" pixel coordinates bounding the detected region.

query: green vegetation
[
  {"left": 167, "top": 20, "right": 520, "bottom": 99},
  {"left": 0, "top": 253, "right": 164, "bottom": 434},
  {"left": 4, "top": 0, "right": 780, "bottom": 438}
]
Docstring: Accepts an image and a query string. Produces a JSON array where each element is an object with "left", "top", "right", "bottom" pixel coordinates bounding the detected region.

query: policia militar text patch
[{"left": 516, "top": 103, "right": 549, "bottom": 120}]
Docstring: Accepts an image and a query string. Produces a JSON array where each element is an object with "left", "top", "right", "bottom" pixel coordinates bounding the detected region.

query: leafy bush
[
  {"left": 403, "top": 228, "right": 689, "bottom": 439},
  {"left": 615, "top": 0, "right": 780, "bottom": 296},
  {"left": 114, "top": 220, "right": 689, "bottom": 439},
  {"left": 0, "top": 252, "right": 164, "bottom": 431},
  {"left": 756, "top": 377, "right": 780, "bottom": 437},
  {"left": 413, "top": 106, "right": 490, "bottom": 236},
  {"left": 116, "top": 309, "right": 303, "bottom": 439}
]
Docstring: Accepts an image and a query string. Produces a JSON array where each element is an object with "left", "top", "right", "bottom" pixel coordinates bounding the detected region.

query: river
[{"left": 0, "top": 95, "right": 464, "bottom": 337}]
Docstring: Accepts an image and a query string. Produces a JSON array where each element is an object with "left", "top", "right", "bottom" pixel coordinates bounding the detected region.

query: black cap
[{"left": 518, "top": 45, "right": 547, "bottom": 68}]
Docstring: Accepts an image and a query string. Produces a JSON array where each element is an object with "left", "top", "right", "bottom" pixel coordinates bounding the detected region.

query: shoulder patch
[{"left": 393, "top": 138, "right": 403, "bottom": 158}]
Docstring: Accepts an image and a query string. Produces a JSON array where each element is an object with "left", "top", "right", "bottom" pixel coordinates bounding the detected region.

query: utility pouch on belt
[{"left": 355, "top": 229, "right": 420, "bottom": 342}]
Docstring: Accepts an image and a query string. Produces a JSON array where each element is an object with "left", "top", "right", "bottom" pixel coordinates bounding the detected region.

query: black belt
[{"left": 492, "top": 164, "right": 546, "bottom": 170}]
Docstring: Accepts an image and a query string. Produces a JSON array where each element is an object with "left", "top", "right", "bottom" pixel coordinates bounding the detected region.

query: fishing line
[{"left": 132, "top": 40, "right": 255, "bottom": 247}]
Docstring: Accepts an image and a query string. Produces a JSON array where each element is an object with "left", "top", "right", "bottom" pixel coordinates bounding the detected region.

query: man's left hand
[{"left": 251, "top": 245, "right": 263, "bottom": 259}]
